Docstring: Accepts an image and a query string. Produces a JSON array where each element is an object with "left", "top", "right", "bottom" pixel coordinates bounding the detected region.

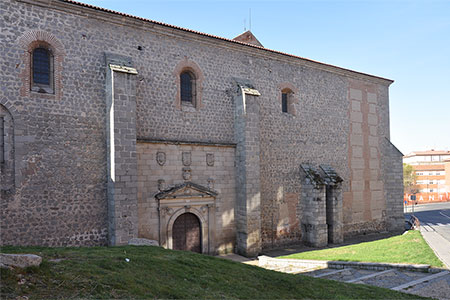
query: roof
[
  {"left": 233, "top": 30, "right": 264, "bottom": 47},
  {"left": 412, "top": 165, "right": 445, "bottom": 171},
  {"left": 55, "top": 0, "right": 393, "bottom": 84},
  {"left": 404, "top": 150, "right": 450, "bottom": 158}
]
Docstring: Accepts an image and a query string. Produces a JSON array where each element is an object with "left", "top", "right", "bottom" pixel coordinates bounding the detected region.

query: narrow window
[
  {"left": 281, "top": 92, "right": 288, "bottom": 113},
  {"left": 33, "top": 48, "right": 51, "bottom": 86},
  {"left": 180, "top": 72, "right": 193, "bottom": 103},
  {"left": 0, "top": 117, "right": 4, "bottom": 163}
]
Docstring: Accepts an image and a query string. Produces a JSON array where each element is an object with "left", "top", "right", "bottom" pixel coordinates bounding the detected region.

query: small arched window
[
  {"left": 174, "top": 60, "right": 203, "bottom": 110},
  {"left": 281, "top": 88, "right": 294, "bottom": 114},
  {"left": 31, "top": 47, "right": 53, "bottom": 93},
  {"left": 180, "top": 71, "right": 194, "bottom": 103}
]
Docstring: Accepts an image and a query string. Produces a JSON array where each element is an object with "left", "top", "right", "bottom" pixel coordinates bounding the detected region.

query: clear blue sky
[{"left": 83, "top": 0, "right": 450, "bottom": 155}]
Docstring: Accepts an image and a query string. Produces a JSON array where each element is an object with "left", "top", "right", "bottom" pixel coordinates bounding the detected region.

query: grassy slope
[
  {"left": 1, "top": 245, "right": 426, "bottom": 299},
  {"left": 280, "top": 231, "right": 443, "bottom": 267}
]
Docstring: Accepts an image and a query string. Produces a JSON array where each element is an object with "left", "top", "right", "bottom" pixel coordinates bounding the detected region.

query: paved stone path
[
  {"left": 261, "top": 261, "right": 450, "bottom": 300},
  {"left": 218, "top": 225, "right": 450, "bottom": 300}
]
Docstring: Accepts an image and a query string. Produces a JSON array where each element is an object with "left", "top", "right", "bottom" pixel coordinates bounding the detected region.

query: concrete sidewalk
[{"left": 421, "top": 224, "right": 450, "bottom": 269}]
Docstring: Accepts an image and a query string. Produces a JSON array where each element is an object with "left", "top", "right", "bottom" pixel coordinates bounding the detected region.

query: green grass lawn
[
  {"left": 1, "top": 245, "right": 428, "bottom": 299},
  {"left": 280, "top": 230, "right": 443, "bottom": 267}
]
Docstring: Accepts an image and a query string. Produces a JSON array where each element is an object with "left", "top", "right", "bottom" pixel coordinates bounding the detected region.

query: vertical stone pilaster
[
  {"left": 301, "top": 181, "right": 328, "bottom": 247},
  {"left": 383, "top": 138, "right": 404, "bottom": 232},
  {"left": 105, "top": 53, "right": 138, "bottom": 245},
  {"left": 207, "top": 203, "right": 216, "bottom": 255},
  {"left": 326, "top": 185, "right": 344, "bottom": 244},
  {"left": 321, "top": 165, "right": 344, "bottom": 244},
  {"left": 300, "top": 164, "right": 329, "bottom": 247},
  {"left": 234, "top": 82, "right": 261, "bottom": 257}
]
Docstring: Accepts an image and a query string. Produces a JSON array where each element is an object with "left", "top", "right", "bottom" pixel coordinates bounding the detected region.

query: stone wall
[
  {"left": 343, "top": 81, "right": 388, "bottom": 237},
  {"left": 1, "top": 0, "right": 110, "bottom": 246},
  {"left": 0, "top": 0, "right": 401, "bottom": 248},
  {"left": 136, "top": 142, "right": 236, "bottom": 254},
  {"left": 383, "top": 138, "right": 404, "bottom": 232},
  {"left": 258, "top": 67, "right": 351, "bottom": 248},
  {"left": 105, "top": 54, "right": 139, "bottom": 245},
  {"left": 0, "top": 104, "right": 15, "bottom": 192}
]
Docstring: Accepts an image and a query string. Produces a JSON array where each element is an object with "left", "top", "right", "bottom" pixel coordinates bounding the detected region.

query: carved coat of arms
[
  {"left": 157, "top": 179, "right": 165, "bottom": 191},
  {"left": 182, "top": 167, "right": 192, "bottom": 181},
  {"left": 207, "top": 178, "right": 214, "bottom": 189},
  {"left": 182, "top": 152, "right": 191, "bottom": 166},
  {"left": 156, "top": 152, "right": 166, "bottom": 166},
  {"left": 206, "top": 153, "right": 214, "bottom": 166}
]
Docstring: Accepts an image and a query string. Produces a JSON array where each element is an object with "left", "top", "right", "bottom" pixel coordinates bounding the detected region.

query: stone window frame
[
  {"left": 17, "top": 30, "right": 65, "bottom": 100},
  {"left": 174, "top": 59, "right": 204, "bottom": 110},
  {"left": 278, "top": 82, "right": 299, "bottom": 116}
]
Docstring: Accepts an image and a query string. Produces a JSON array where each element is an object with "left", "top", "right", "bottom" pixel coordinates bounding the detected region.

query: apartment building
[{"left": 403, "top": 150, "right": 450, "bottom": 202}]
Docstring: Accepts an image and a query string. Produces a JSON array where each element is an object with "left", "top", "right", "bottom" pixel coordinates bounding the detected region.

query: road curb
[
  {"left": 419, "top": 226, "right": 450, "bottom": 269},
  {"left": 258, "top": 256, "right": 446, "bottom": 273}
]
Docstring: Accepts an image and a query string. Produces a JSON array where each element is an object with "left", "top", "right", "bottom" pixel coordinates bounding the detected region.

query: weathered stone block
[
  {"left": 0, "top": 254, "right": 42, "bottom": 268},
  {"left": 128, "top": 238, "right": 159, "bottom": 246}
]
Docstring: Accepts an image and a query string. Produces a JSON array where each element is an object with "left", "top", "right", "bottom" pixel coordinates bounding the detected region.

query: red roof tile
[
  {"left": 59, "top": 0, "right": 393, "bottom": 83},
  {"left": 404, "top": 150, "right": 450, "bottom": 158}
]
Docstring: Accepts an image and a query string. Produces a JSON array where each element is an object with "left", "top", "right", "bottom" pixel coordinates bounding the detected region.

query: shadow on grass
[{"left": 262, "top": 231, "right": 402, "bottom": 258}]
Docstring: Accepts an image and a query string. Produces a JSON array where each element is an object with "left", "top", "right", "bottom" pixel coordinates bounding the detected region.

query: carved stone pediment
[{"left": 155, "top": 182, "right": 217, "bottom": 201}]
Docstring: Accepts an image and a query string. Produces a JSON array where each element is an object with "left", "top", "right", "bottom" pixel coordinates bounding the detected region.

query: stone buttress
[
  {"left": 233, "top": 80, "right": 262, "bottom": 256},
  {"left": 105, "top": 53, "right": 139, "bottom": 245}
]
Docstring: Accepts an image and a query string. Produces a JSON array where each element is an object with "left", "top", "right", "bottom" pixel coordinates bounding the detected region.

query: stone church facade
[{"left": 0, "top": 0, "right": 404, "bottom": 257}]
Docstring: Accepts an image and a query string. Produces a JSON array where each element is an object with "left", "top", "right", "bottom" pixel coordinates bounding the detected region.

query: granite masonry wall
[
  {"left": 0, "top": 0, "right": 402, "bottom": 250},
  {"left": 136, "top": 142, "right": 236, "bottom": 254}
]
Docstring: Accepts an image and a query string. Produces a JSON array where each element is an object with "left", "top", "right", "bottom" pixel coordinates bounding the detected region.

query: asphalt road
[{"left": 405, "top": 202, "right": 450, "bottom": 242}]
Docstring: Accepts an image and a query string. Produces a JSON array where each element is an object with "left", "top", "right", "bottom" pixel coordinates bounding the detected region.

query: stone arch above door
[{"left": 156, "top": 181, "right": 217, "bottom": 254}]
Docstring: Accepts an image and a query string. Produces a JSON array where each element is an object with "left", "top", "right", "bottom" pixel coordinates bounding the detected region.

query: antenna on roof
[
  {"left": 244, "top": 18, "right": 246, "bottom": 31},
  {"left": 249, "top": 8, "right": 252, "bottom": 31}
]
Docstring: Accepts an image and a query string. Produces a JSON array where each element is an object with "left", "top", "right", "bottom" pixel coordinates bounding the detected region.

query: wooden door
[{"left": 172, "top": 213, "right": 201, "bottom": 253}]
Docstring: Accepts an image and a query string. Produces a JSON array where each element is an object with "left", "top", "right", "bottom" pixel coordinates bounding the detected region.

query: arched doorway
[{"left": 172, "top": 212, "right": 201, "bottom": 253}]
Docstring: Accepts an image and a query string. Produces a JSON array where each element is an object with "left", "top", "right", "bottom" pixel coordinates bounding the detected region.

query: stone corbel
[{"left": 109, "top": 64, "right": 138, "bottom": 74}]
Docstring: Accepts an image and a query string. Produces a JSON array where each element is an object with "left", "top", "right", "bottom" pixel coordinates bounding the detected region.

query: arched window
[
  {"left": 31, "top": 47, "right": 53, "bottom": 93},
  {"left": 174, "top": 59, "right": 203, "bottom": 110},
  {"left": 180, "top": 71, "right": 194, "bottom": 103},
  {"left": 281, "top": 88, "right": 293, "bottom": 114},
  {"left": 278, "top": 83, "right": 299, "bottom": 116},
  {"left": 18, "top": 30, "right": 64, "bottom": 98}
]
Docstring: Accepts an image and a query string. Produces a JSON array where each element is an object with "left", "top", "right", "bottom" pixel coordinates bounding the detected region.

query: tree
[{"left": 403, "top": 163, "right": 418, "bottom": 194}]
